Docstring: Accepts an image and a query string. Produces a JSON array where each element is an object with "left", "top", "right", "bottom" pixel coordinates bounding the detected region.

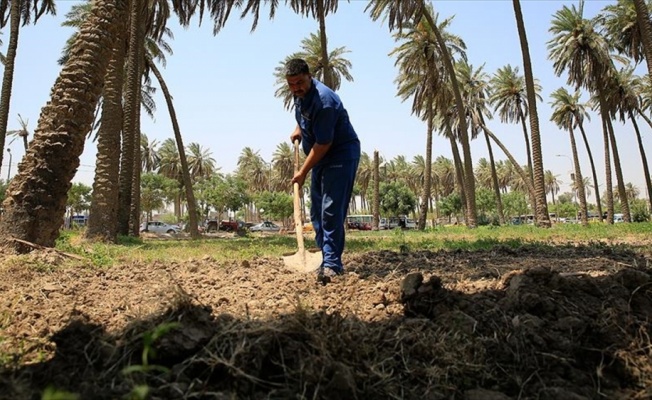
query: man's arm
[{"left": 292, "top": 142, "right": 332, "bottom": 187}]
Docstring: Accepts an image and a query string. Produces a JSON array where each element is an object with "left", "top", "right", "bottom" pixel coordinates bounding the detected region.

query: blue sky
[{"left": 2, "top": 0, "right": 650, "bottom": 202}]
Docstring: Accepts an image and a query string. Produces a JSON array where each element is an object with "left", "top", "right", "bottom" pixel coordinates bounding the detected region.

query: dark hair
[{"left": 284, "top": 58, "right": 310, "bottom": 76}]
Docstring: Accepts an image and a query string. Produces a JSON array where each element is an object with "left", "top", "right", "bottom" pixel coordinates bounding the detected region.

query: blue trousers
[{"left": 310, "top": 158, "right": 359, "bottom": 273}]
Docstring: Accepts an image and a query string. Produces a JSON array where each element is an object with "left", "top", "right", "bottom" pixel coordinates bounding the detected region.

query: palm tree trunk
[
  {"left": 599, "top": 97, "right": 615, "bottom": 224},
  {"left": 632, "top": 110, "right": 652, "bottom": 214},
  {"left": 633, "top": 0, "right": 652, "bottom": 80},
  {"left": 606, "top": 118, "right": 631, "bottom": 222},
  {"left": 372, "top": 150, "right": 380, "bottom": 230},
  {"left": 0, "top": 0, "right": 128, "bottom": 250},
  {"left": 448, "top": 134, "right": 466, "bottom": 215},
  {"left": 569, "top": 125, "right": 588, "bottom": 226},
  {"left": 513, "top": 0, "right": 551, "bottom": 228},
  {"left": 85, "top": 24, "right": 127, "bottom": 242},
  {"left": 118, "top": 0, "right": 144, "bottom": 235},
  {"left": 517, "top": 106, "right": 534, "bottom": 193},
  {"left": 0, "top": 0, "right": 21, "bottom": 177},
  {"left": 577, "top": 122, "right": 602, "bottom": 221},
  {"left": 316, "top": 0, "right": 333, "bottom": 89},
  {"left": 129, "top": 35, "right": 146, "bottom": 236},
  {"left": 483, "top": 131, "right": 505, "bottom": 224},
  {"left": 418, "top": 107, "right": 433, "bottom": 230},
  {"left": 422, "top": 11, "right": 476, "bottom": 228},
  {"left": 148, "top": 59, "right": 200, "bottom": 238}
]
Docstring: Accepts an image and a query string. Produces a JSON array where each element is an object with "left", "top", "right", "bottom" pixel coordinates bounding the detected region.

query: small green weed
[{"left": 41, "top": 386, "right": 79, "bottom": 400}]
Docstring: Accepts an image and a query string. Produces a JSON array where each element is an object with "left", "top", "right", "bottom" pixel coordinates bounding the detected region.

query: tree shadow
[{"left": 1, "top": 247, "right": 651, "bottom": 400}]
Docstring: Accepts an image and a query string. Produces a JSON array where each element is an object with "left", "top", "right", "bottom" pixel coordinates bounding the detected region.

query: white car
[
  {"left": 140, "top": 221, "right": 181, "bottom": 234},
  {"left": 249, "top": 221, "right": 280, "bottom": 232}
]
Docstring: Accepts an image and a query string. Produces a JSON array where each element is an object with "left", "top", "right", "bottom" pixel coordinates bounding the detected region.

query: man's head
[{"left": 285, "top": 58, "right": 312, "bottom": 98}]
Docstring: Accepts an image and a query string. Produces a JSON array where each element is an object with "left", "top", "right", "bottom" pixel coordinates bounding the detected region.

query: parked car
[
  {"left": 140, "top": 221, "right": 181, "bottom": 234},
  {"left": 250, "top": 221, "right": 281, "bottom": 232},
  {"left": 205, "top": 219, "right": 243, "bottom": 232}
]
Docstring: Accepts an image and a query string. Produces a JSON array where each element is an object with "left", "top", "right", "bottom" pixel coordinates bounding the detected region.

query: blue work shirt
[{"left": 294, "top": 78, "right": 360, "bottom": 164}]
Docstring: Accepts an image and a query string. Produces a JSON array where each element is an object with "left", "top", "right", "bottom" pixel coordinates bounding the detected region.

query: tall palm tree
[
  {"left": 544, "top": 170, "right": 561, "bottom": 205},
  {"left": 513, "top": 0, "right": 551, "bottom": 227},
  {"left": 149, "top": 53, "right": 205, "bottom": 238},
  {"left": 550, "top": 87, "right": 589, "bottom": 226},
  {"left": 237, "top": 147, "right": 268, "bottom": 193},
  {"left": 272, "top": 142, "right": 294, "bottom": 192},
  {"left": 489, "top": 64, "right": 541, "bottom": 195},
  {"left": 186, "top": 142, "right": 216, "bottom": 181},
  {"left": 285, "top": 0, "right": 345, "bottom": 89},
  {"left": 601, "top": 0, "right": 648, "bottom": 64},
  {"left": 355, "top": 152, "right": 373, "bottom": 211},
  {"left": 631, "top": 0, "right": 652, "bottom": 78},
  {"left": 273, "top": 31, "right": 353, "bottom": 110},
  {"left": 624, "top": 182, "right": 640, "bottom": 201},
  {"left": 118, "top": 0, "right": 173, "bottom": 236},
  {"left": 550, "top": 88, "right": 603, "bottom": 220},
  {"left": 0, "top": 0, "right": 56, "bottom": 178},
  {"left": 157, "top": 137, "right": 184, "bottom": 218},
  {"left": 432, "top": 155, "right": 455, "bottom": 198},
  {"left": 548, "top": 1, "right": 617, "bottom": 223},
  {"left": 0, "top": 0, "right": 128, "bottom": 250},
  {"left": 82, "top": 0, "right": 127, "bottom": 242},
  {"left": 390, "top": 10, "right": 465, "bottom": 229},
  {"left": 608, "top": 68, "right": 652, "bottom": 216},
  {"left": 366, "top": 0, "right": 477, "bottom": 227},
  {"left": 457, "top": 60, "right": 506, "bottom": 224}
]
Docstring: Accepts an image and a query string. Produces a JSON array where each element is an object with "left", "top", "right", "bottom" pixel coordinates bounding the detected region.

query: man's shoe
[{"left": 317, "top": 267, "right": 341, "bottom": 285}]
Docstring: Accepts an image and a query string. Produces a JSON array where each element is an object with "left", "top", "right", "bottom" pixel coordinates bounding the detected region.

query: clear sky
[{"left": 2, "top": 0, "right": 650, "bottom": 203}]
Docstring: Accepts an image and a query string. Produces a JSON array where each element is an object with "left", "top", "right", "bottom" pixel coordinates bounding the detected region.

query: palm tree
[
  {"left": 366, "top": 0, "right": 477, "bottom": 227},
  {"left": 355, "top": 152, "right": 373, "bottom": 211},
  {"left": 286, "top": 0, "right": 345, "bottom": 89},
  {"left": 237, "top": 147, "right": 268, "bottom": 193},
  {"left": 458, "top": 60, "right": 506, "bottom": 224},
  {"left": 432, "top": 155, "right": 455, "bottom": 197},
  {"left": 273, "top": 32, "right": 353, "bottom": 110},
  {"left": 0, "top": 0, "right": 128, "bottom": 250},
  {"left": 272, "top": 142, "right": 295, "bottom": 192},
  {"left": 157, "top": 137, "right": 185, "bottom": 218},
  {"left": 186, "top": 142, "right": 216, "bottom": 181},
  {"left": 489, "top": 64, "right": 541, "bottom": 194},
  {"left": 390, "top": 10, "right": 466, "bottom": 229},
  {"left": 631, "top": 0, "right": 652, "bottom": 78},
  {"left": 608, "top": 68, "right": 652, "bottom": 217},
  {"left": 544, "top": 170, "right": 561, "bottom": 205},
  {"left": 513, "top": 0, "right": 551, "bottom": 227},
  {"left": 149, "top": 55, "right": 205, "bottom": 237},
  {"left": 6, "top": 113, "right": 30, "bottom": 151},
  {"left": 548, "top": 1, "right": 617, "bottom": 223},
  {"left": 624, "top": 182, "right": 640, "bottom": 201},
  {"left": 0, "top": 0, "right": 56, "bottom": 178},
  {"left": 84, "top": 1, "right": 128, "bottom": 242},
  {"left": 601, "top": 0, "right": 648, "bottom": 64},
  {"left": 141, "top": 133, "right": 160, "bottom": 172},
  {"left": 550, "top": 87, "right": 589, "bottom": 226},
  {"left": 550, "top": 88, "right": 603, "bottom": 221}
]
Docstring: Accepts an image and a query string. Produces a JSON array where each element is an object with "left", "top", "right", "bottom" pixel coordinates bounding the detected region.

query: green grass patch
[{"left": 48, "top": 223, "right": 652, "bottom": 269}]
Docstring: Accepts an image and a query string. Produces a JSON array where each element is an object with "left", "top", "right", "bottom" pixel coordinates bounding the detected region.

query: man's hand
[
  {"left": 291, "top": 170, "right": 307, "bottom": 187},
  {"left": 290, "top": 125, "right": 301, "bottom": 144}
]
